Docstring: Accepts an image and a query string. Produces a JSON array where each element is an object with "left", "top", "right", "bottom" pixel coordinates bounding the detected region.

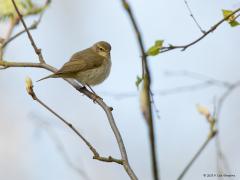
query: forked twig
[
  {"left": 160, "top": 8, "right": 240, "bottom": 53},
  {"left": 184, "top": 0, "right": 205, "bottom": 33},
  {"left": 11, "top": 0, "right": 45, "bottom": 63},
  {"left": 3, "top": 1, "right": 138, "bottom": 179}
]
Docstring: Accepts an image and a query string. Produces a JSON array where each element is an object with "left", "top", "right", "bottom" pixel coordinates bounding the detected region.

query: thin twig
[
  {"left": 11, "top": 0, "right": 45, "bottom": 63},
  {"left": 214, "top": 81, "right": 240, "bottom": 180},
  {"left": 234, "top": 13, "right": 240, "bottom": 20},
  {"left": 215, "top": 136, "right": 233, "bottom": 180},
  {"left": 177, "top": 100, "right": 218, "bottom": 180},
  {"left": 31, "top": 118, "right": 92, "bottom": 180},
  {"left": 100, "top": 70, "right": 232, "bottom": 99},
  {"left": 177, "top": 133, "right": 216, "bottom": 180},
  {"left": 2, "top": 13, "right": 43, "bottom": 48},
  {"left": 216, "top": 81, "right": 240, "bottom": 118},
  {"left": 164, "top": 70, "right": 231, "bottom": 87},
  {"left": 100, "top": 81, "right": 226, "bottom": 99},
  {"left": 9, "top": 1, "right": 138, "bottom": 179},
  {"left": 26, "top": 85, "right": 123, "bottom": 165},
  {"left": 0, "top": 18, "right": 18, "bottom": 60},
  {"left": 184, "top": 0, "right": 205, "bottom": 34},
  {"left": 150, "top": 90, "right": 160, "bottom": 120},
  {"left": 0, "top": 60, "right": 138, "bottom": 179},
  {"left": 121, "top": 1, "right": 159, "bottom": 180},
  {"left": 160, "top": 8, "right": 240, "bottom": 53}
]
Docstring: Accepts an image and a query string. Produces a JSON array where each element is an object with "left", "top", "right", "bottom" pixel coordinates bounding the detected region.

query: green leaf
[
  {"left": 229, "top": 20, "right": 240, "bottom": 27},
  {"left": 135, "top": 75, "right": 143, "bottom": 89},
  {"left": 222, "top": 9, "right": 240, "bottom": 27},
  {"left": 146, "top": 40, "right": 164, "bottom": 56},
  {"left": 0, "top": 0, "right": 23, "bottom": 20},
  {"left": 0, "top": 0, "right": 50, "bottom": 21}
]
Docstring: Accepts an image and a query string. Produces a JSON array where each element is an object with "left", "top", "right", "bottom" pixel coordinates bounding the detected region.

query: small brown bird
[{"left": 38, "top": 41, "right": 112, "bottom": 86}]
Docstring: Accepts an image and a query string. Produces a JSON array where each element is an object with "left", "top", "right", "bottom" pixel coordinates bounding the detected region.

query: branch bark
[
  {"left": 121, "top": 1, "right": 159, "bottom": 180},
  {"left": 1, "top": 1, "right": 139, "bottom": 179},
  {"left": 177, "top": 132, "right": 216, "bottom": 180},
  {"left": 25, "top": 84, "right": 123, "bottom": 165},
  {"left": 160, "top": 8, "right": 240, "bottom": 53},
  {"left": 0, "top": 60, "right": 138, "bottom": 179},
  {"left": 11, "top": 0, "right": 45, "bottom": 63}
]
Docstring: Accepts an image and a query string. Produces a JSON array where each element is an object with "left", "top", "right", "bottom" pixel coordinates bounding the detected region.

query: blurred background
[{"left": 0, "top": 0, "right": 239, "bottom": 180}]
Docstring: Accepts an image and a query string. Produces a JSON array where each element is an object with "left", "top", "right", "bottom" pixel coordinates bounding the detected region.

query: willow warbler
[{"left": 38, "top": 41, "right": 111, "bottom": 86}]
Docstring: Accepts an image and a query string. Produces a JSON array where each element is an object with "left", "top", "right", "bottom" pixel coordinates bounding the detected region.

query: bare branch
[
  {"left": 234, "top": 13, "right": 240, "bottom": 20},
  {"left": 121, "top": 1, "right": 159, "bottom": 180},
  {"left": 216, "top": 81, "right": 240, "bottom": 118},
  {"left": 177, "top": 133, "right": 216, "bottom": 180},
  {"left": 184, "top": 0, "right": 205, "bottom": 34},
  {"left": 100, "top": 70, "right": 232, "bottom": 99},
  {"left": 25, "top": 79, "right": 123, "bottom": 165},
  {"left": 2, "top": 14, "right": 43, "bottom": 48},
  {"left": 31, "top": 119, "right": 92, "bottom": 180},
  {"left": 0, "top": 59, "right": 138, "bottom": 179},
  {"left": 215, "top": 136, "right": 233, "bottom": 180},
  {"left": 177, "top": 110, "right": 217, "bottom": 180},
  {"left": 150, "top": 90, "right": 161, "bottom": 120},
  {"left": 2, "top": 3, "right": 138, "bottom": 178},
  {"left": 11, "top": 0, "right": 45, "bottom": 63},
  {"left": 160, "top": 8, "right": 240, "bottom": 53},
  {"left": 0, "top": 18, "right": 18, "bottom": 60},
  {"left": 164, "top": 70, "right": 231, "bottom": 87}
]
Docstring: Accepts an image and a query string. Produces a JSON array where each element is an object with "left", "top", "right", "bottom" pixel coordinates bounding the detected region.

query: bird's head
[{"left": 92, "top": 41, "right": 111, "bottom": 58}]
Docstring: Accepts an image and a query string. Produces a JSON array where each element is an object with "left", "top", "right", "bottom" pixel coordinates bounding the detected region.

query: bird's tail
[{"left": 37, "top": 74, "right": 56, "bottom": 82}]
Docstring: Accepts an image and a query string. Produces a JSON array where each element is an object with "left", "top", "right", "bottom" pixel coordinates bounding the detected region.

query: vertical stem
[{"left": 121, "top": 1, "right": 159, "bottom": 180}]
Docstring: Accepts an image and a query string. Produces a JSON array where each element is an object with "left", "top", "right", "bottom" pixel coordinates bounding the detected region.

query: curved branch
[
  {"left": 0, "top": 59, "right": 138, "bottom": 179},
  {"left": 3, "top": 1, "right": 138, "bottom": 179},
  {"left": 27, "top": 88, "right": 122, "bottom": 165},
  {"left": 2, "top": 15, "right": 42, "bottom": 48},
  {"left": 160, "top": 8, "right": 240, "bottom": 53},
  {"left": 121, "top": 1, "right": 159, "bottom": 180}
]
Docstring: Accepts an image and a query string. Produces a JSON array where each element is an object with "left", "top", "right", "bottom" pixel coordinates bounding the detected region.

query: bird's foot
[{"left": 79, "top": 86, "right": 87, "bottom": 91}]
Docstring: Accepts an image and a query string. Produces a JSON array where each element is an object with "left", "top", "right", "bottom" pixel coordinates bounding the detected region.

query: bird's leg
[
  {"left": 86, "top": 83, "right": 103, "bottom": 102},
  {"left": 79, "top": 85, "right": 87, "bottom": 90},
  {"left": 86, "top": 84, "right": 96, "bottom": 94}
]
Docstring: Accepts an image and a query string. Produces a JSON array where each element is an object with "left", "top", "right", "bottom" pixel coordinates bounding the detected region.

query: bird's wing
[{"left": 55, "top": 48, "right": 104, "bottom": 75}]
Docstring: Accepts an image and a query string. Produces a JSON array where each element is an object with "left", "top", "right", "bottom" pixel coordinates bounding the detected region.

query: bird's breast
[{"left": 76, "top": 58, "right": 111, "bottom": 86}]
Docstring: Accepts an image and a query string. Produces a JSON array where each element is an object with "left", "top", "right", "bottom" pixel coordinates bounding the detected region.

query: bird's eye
[{"left": 99, "top": 47, "right": 104, "bottom": 51}]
